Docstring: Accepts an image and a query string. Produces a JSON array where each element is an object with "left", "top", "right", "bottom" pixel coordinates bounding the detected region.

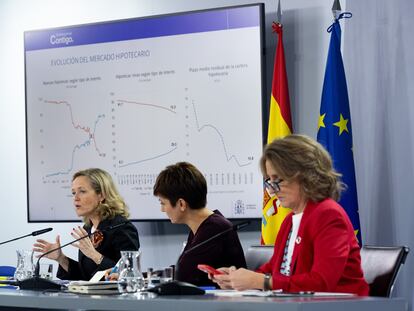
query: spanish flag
[{"left": 261, "top": 21, "right": 293, "bottom": 245}]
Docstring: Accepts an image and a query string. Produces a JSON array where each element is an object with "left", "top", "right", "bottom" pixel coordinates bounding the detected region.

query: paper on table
[
  {"left": 89, "top": 270, "right": 107, "bottom": 282},
  {"left": 68, "top": 281, "right": 118, "bottom": 288},
  {"left": 309, "top": 292, "right": 355, "bottom": 297},
  {"left": 207, "top": 289, "right": 355, "bottom": 298},
  {"left": 68, "top": 287, "right": 119, "bottom": 295},
  {"left": 206, "top": 289, "right": 281, "bottom": 297},
  {"left": 269, "top": 292, "right": 355, "bottom": 297},
  {"left": 67, "top": 281, "right": 119, "bottom": 295}
]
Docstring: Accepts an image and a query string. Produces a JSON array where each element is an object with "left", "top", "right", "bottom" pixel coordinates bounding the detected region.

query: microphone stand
[
  {"left": 183, "top": 220, "right": 250, "bottom": 254},
  {"left": 34, "top": 231, "right": 95, "bottom": 277},
  {"left": 0, "top": 228, "right": 53, "bottom": 246},
  {"left": 143, "top": 221, "right": 250, "bottom": 295},
  {"left": 18, "top": 231, "right": 97, "bottom": 291},
  {"left": 18, "top": 221, "right": 128, "bottom": 291}
]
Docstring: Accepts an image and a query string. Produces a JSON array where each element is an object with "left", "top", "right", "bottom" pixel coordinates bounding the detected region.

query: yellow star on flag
[
  {"left": 318, "top": 113, "right": 326, "bottom": 130},
  {"left": 354, "top": 229, "right": 360, "bottom": 243},
  {"left": 333, "top": 113, "right": 349, "bottom": 135}
]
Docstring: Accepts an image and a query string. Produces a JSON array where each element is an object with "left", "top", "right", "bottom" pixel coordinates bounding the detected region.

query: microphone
[
  {"left": 146, "top": 221, "right": 250, "bottom": 296},
  {"left": 0, "top": 228, "right": 53, "bottom": 246},
  {"left": 17, "top": 221, "right": 128, "bottom": 291},
  {"left": 183, "top": 220, "right": 250, "bottom": 254},
  {"left": 34, "top": 221, "right": 128, "bottom": 277},
  {"left": 32, "top": 228, "right": 53, "bottom": 236}
]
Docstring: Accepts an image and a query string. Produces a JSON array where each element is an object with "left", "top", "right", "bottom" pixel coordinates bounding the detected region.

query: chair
[
  {"left": 245, "top": 245, "right": 274, "bottom": 270},
  {"left": 360, "top": 245, "right": 410, "bottom": 297},
  {"left": 0, "top": 266, "right": 16, "bottom": 288},
  {"left": 245, "top": 244, "right": 410, "bottom": 298},
  {"left": 0, "top": 266, "right": 15, "bottom": 277}
]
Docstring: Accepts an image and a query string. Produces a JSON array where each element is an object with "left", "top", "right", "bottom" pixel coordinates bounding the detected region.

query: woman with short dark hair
[{"left": 154, "top": 162, "right": 246, "bottom": 287}]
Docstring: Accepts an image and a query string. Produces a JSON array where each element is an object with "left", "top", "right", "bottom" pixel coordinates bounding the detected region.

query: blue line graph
[
  {"left": 114, "top": 97, "right": 179, "bottom": 168},
  {"left": 26, "top": 16, "right": 265, "bottom": 221},
  {"left": 44, "top": 110, "right": 105, "bottom": 177},
  {"left": 191, "top": 101, "right": 252, "bottom": 167},
  {"left": 45, "top": 139, "right": 91, "bottom": 177},
  {"left": 118, "top": 146, "right": 178, "bottom": 168}
]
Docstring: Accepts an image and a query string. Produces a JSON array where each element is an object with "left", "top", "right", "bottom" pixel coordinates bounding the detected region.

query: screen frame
[{"left": 24, "top": 3, "right": 267, "bottom": 223}]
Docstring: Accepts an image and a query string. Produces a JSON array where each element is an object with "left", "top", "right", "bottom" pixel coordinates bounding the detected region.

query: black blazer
[{"left": 57, "top": 215, "right": 139, "bottom": 280}]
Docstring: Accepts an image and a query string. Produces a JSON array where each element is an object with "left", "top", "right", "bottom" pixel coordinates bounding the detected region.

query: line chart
[
  {"left": 25, "top": 12, "right": 265, "bottom": 220},
  {"left": 42, "top": 100, "right": 105, "bottom": 177},
  {"left": 112, "top": 95, "right": 179, "bottom": 169},
  {"left": 45, "top": 139, "right": 91, "bottom": 177},
  {"left": 191, "top": 100, "right": 253, "bottom": 167},
  {"left": 45, "top": 100, "right": 105, "bottom": 156},
  {"left": 118, "top": 145, "right": 178, "bottom": 168},
  {"left": 116, "top": 99, "right": 177, "bottom": 114}
]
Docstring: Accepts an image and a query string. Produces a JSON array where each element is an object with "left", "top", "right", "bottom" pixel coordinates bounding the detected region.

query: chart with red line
[{"left": 25, "top": 5, "right": 265, "bottom": 221}]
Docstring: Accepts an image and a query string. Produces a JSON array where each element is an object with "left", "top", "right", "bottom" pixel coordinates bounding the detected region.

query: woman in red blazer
[{"left": 212, "top": 134, "right": 369, "bottom": 295}]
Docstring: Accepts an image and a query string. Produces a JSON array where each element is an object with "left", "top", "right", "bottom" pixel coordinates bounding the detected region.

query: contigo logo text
[{"left": 50, "top": 35, "right": 74, "bottom": 45}]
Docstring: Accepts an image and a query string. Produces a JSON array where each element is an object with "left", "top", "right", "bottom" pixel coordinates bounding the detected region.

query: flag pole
[
  {"left": 261, "top": 0, "right": 293, "bottom": 245},
  {"left": 276, "top": 0, "right": 282, "bottom": 24},
  {"left": 332, "top": 0, "right": 342, "bottom": 19}
]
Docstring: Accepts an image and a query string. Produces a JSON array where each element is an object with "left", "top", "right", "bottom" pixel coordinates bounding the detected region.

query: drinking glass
[
  {"left": 146, "top": 267, "right": 160, "bottom": 289},
  {"left": 14, "top": 250, "right": 35, "bottom": 281},
  {"left": 39, "top": 263, "right": 53, "bottom": 280},
  {"left": 160, "top": 267, "right": 173, "bottom": 283},
  {"left": 117, "top": 250, "right": 144, "bottom": 294}
]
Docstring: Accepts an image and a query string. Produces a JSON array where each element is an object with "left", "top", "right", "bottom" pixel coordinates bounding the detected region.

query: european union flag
[{"left": 317, "top": 13, "right": 362, "bottom": 244}]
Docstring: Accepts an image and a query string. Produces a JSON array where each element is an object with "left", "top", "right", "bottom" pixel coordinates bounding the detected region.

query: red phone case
[{"left": 197, "top": 264, "right": 223, "bottom": 275}]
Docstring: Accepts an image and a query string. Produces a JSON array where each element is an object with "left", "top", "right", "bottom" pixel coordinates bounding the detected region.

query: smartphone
[{"left": 197, "top": 264, "right": 224, "bottom": 275}]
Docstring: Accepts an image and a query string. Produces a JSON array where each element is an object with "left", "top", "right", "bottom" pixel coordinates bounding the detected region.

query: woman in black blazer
[{"left": 33, "top": 168, "right": 139, "bottom": 280}]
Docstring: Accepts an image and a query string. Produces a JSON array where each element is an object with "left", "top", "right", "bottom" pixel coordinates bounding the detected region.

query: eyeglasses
[{"left": 264, "top": 178, "right": 283, "bottom": 192}]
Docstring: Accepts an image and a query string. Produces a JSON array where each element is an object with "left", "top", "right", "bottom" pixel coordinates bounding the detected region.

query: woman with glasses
[
  {"left": 211, "top": 134, "right": 369, "bottom": 295},
  {"left": 33, "top": 168, "right": 140, "bottom": 280}
]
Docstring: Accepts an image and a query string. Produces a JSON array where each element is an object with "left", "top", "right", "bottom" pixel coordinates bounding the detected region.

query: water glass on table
[
  {"left": 161, "top": 267, "right": 173, "bottom": 283},
  {"left": 39, "top": 263, "right": 53, "bottom": 280},
  {"left": 147, "top": 268, "right": 160, "bottom": 288},
  {"left": 14, "top": 249, "right": 34, "bottom": 281}
]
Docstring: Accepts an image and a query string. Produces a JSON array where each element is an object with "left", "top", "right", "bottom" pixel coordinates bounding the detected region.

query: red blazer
[{"left": 257, "top": 198, "right": 369, "bottom": 296}]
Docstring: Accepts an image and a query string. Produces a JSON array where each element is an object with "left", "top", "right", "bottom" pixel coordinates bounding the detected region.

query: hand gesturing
[
  {"left": 71, "top": 226, "right": 101, "bottom": 262},
  {"left": 33, "top": 235, "right": 63, "bottom": 261}
]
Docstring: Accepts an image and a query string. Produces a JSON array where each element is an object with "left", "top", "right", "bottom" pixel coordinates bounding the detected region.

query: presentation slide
[{"left": 25, "top": 5, "right": 265, "bottom": 221}]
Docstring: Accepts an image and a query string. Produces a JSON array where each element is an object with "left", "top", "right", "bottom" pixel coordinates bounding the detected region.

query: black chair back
[
  {"left": 360, "top": 245, "right": 410, "bottom": 297},
  {"left": 245, "top": 244, "right": 410, "bottom": 297},
  {"left": 245, "top": 245, "right": 274, "bottom": 271}
]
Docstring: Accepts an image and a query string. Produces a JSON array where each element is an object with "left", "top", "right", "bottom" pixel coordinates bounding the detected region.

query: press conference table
[{"left": 0, "top": 288, "right": 407, "bottom": 311}]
